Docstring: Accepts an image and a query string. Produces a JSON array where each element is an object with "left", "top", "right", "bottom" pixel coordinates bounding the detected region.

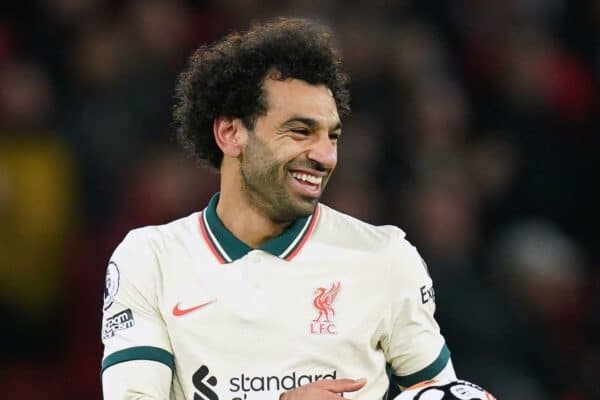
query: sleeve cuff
[
  {"left": 101, "top": 346, "right": 174, "bottom": 373},
  {"left": 391, "top": 344, "right": 451, "bottom": 388}
]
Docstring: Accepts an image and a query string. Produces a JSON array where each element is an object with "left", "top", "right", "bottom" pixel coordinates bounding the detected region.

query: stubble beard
[{"left": 240, "top": 135, "right": 319, "bottom": 224}]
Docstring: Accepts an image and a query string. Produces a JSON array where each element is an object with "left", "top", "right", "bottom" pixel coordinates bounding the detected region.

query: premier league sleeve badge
[{"left": 103, "top": 261, "right": 120, "bottom": 311}]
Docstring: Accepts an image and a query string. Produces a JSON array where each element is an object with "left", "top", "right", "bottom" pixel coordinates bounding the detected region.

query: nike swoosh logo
[{"left": 172, "top": 300, "right": 215, "bottom": 317}]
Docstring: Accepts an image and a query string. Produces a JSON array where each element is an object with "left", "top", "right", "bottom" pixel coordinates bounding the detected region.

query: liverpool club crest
[{"left": 310, "top": 282, "right": 340, "bottom": 335}]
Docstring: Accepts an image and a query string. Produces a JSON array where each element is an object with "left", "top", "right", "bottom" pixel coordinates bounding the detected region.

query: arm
[
  {"left": 382, "top": 230, "right": 455, "bottom": 391},
  {"left": 103, "top": 361, "right": 172, "bottom": 399},
  {"left": 430, "top": 359, "right": 456, "bottom": 382},
  {"left": 279, "top": 378, "right": 367, "bottom": 400},
  {"left": 101, "top": 230, "right": 174, "bottom": 399}
]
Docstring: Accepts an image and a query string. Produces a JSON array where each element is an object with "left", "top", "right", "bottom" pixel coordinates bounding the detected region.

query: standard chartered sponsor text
[{"left": 228, "top": 370, "right": 338, "bottom": 399}]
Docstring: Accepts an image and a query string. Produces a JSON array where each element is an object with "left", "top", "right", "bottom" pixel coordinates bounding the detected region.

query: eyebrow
[{"left": 281, "top": 116, "right": 342, "bottom": 132}]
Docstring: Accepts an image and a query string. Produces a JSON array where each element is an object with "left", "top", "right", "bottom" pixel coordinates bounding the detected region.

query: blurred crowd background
[{"left": 0, "top": 0, "right": 598, "bottom": 399}]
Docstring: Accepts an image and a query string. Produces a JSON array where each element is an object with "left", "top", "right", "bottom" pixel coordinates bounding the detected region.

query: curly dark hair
[{"left": 173, "top": 18, "right": 350, "bottom": 169}]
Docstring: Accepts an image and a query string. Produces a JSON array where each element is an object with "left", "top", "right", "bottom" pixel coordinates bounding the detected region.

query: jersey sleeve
[
  {"left": 382, "top": 229, "right": 451, "bottom": 388},
  {"left": 101, "top": 229, "right": 173, "bottom": 397},
  {"left": 103, "top": 361, "right": 172, "bottom": 399}
]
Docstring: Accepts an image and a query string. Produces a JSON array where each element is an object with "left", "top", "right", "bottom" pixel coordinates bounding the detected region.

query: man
[{"left": 101, "top": 18, "right": 456, "bottom": 399}]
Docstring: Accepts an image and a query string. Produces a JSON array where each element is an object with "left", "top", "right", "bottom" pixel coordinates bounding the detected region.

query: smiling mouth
[
  {"left": 290, "top": 171, "right": 323, "bottom": 186},
  {"left": 289, "top": 170, "right": 324, "bottom": 196}
]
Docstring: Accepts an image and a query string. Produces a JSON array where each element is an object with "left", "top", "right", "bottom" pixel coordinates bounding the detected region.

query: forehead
[{"left": 261, "top": 78, "right": 340, "bottom": 126}]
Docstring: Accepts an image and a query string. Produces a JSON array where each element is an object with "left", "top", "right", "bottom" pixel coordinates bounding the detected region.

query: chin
[
  {"left": 294, "top": 196, "right": 319, "bottom": 215},
  {"left": 271, "top": 197, "right": 317, "bottom": 223}
]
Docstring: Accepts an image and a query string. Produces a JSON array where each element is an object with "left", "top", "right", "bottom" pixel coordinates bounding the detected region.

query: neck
[{"left": 217, "top": 167, "right": 290, "bottom": 248}]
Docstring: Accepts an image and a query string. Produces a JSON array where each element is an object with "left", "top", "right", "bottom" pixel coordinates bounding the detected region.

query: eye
[
  {"left": 329, "top": 132, "right": 341, "bottom": 141},
  {"left": 290, "top": 128, "right": 310, "bottom": 135}
]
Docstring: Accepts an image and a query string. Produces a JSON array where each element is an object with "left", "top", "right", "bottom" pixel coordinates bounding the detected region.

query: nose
[{"left": 307, "top": 133, "right": 337, "bottom": 170}]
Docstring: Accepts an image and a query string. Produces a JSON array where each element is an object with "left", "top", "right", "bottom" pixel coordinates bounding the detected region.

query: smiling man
[{"left": 100, "top": 18, "right": 455, "bottom": 400}]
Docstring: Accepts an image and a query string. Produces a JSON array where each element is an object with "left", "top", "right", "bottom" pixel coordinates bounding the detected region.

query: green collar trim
[{"left": 201, "top": 193, "right": 318, "bottom": 263}]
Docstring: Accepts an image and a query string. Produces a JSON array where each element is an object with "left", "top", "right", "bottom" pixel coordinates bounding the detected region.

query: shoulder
[
  {"left": 316, "top": 204, "right": 428, "bottom": 279},
  {"left": 315, "top": 203, "right": 407, "bottom": 251},
  {"left": 111, "top": 212, "right": 201, "bottom": 271}
]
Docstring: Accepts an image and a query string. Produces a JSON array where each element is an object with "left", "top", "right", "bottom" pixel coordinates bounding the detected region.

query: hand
[{"left": 279, "top": 378, "right": 366, "bottom": 399}]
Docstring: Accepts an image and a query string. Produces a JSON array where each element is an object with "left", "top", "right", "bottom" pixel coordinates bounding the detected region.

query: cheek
[{"left": 276, "top": 143, "right": 305, "bottom": 165}]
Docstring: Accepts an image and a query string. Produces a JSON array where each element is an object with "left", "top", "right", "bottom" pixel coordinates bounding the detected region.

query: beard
[{"left": 239, "top": 133, "right": 326, "bottom": 223}]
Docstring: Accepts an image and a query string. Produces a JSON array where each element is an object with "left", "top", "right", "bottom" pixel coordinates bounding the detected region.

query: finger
[
  {"left": 308, "top": 388, "right": 348, "bottom": 400},
  {"left": 280, "top": 387, "right": 347, "bottom": 400},
  {"left": 313, "top": 378, "right": 367, "bottom": 393},
  {"left": 309, "top": 391, "right": 346, "bottom": 400}
]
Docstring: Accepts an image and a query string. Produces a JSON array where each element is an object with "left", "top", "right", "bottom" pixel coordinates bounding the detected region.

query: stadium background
[{"left": 1, "top": 0, "right": 598, "bottom": 398}]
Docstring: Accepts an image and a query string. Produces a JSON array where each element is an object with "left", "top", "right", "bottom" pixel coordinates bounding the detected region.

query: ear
[{"left": 213, "top": 117, "right": 248, "bottom": 158}]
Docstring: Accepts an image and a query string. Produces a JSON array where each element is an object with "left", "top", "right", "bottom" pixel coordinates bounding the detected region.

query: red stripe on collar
[
  {"left": 198, "top": 212, "right": 226, "bottom": 264},
  {"left": 284, "top": 205, "right": 320, "bottom": 261}
]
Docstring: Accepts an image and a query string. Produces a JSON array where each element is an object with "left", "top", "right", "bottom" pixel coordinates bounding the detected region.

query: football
[{"left": 394, "top": 379, "right": 496, "bottom": 400}]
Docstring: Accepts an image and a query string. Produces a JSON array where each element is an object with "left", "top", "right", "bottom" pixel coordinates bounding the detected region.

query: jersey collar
[{"left": 199, "top": 193, "right": 320, "bottom": 264}]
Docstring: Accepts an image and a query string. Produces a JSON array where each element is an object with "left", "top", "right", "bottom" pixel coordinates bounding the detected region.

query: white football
[{"left": 394, "top": 379, "right": 496, "bottom": 400}]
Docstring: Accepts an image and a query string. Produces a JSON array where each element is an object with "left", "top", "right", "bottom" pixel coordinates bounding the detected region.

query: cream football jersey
[{"left": 101, "top": 194, "right": 451, "bottom": 400}]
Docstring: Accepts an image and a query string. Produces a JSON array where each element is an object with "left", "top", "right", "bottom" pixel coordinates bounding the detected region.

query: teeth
[{"left": 291, "top": 172, "right": 322, "bottom": 185}]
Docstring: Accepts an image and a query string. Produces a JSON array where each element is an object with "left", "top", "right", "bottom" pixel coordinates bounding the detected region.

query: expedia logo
[{"left": 193, "top": 366, "right": 338, "bottom": 400}]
